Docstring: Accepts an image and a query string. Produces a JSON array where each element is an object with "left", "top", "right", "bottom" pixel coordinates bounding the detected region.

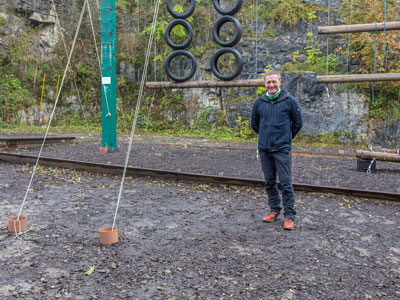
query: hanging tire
[
  {"left": 165, "top": 50, "right": 197, "bottom": 82},
  {"left": 166, "top": 0, "right": 196, "bottom": 19},
  {"left": 212, "top": 16, "right": 242, "bottom": 47},
  {"left": 212, "top": 0, "right": 243, "bottom": 16},
  {"left": 164, "top": 19, "right": 193, "bottom": 50},
  {"left": 210, "top": 48, "right": 243, "bottom": 81}
]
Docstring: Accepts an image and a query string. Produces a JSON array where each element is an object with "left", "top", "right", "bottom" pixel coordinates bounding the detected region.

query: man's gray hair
[{"left": 264, "top": 70, "right": 281, "bottom": 80}]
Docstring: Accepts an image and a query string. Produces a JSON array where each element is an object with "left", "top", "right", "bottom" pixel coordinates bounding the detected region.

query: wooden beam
[
  {"left": 318, "top": 21, "right": 400, "bottom": 35},
  {"left": 145, "top": 79, "right": 264, "bottom": 89},
  {"left": 317, "top": 73, "right": 400, "bottom": 83},
  {"left": 356, "top": 150, "right": 400, "bottom": 162},
  {"left": 145, "top": 73, "right": 400, "bottom": 89}
]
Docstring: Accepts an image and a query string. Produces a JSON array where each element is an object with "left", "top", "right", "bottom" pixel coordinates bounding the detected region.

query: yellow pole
[
  {"left": 39, "top": 73, "right": 46, "bottom": 110},
  {"left": 54, "top": 75, "right": 61, "bottom": 103}
]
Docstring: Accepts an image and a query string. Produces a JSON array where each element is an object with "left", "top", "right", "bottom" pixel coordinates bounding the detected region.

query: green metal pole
[{"left": 100, "top": 0, "right": 117, "bottom": 151}]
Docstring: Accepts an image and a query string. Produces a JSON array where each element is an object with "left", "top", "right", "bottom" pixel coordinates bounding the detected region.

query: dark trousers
[{"left": 259, "top": 150, "right": 296, "bottom": 220}]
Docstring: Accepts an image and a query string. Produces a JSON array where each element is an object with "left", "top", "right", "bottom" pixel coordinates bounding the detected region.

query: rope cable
[
  {"left": 17, "top": 1, "right": 87, "bottom": 220},
  {"left": 255, "top": 0, "right": 259, "bottom": 77},
  {"left": 325, "top": 0, "right": 331, "bottom": 75},
  {"left": 398, "top": 87, "right": 400, "bottom": 102},
  {"left": 112, "top": 0, "right": 161, "bottom": 230},
  {"left": 50, "top": 0, "right": 92, "bottom": 135},
  {"left": 346, "top": 0, "right": 353, "bottom": 73},
  {"left": 382, "top": 0, "right": 387, "bottom": 66},
  {"left": 372, "top": 24, "right": 378, "bottom": 103},
  {"left": 145, "top": 93, "right": 155, "bottom": 139},
  {"left": 146, "top": 0, "right": 158, "bottom": 139}
]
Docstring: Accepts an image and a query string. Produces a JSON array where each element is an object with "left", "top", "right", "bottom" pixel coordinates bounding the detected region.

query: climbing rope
[
  {"left": 325, "top": 0, "right": 331, "bottom": 75},
  {"left": 346, "top": 0, "right": 353, "bottom": 73},
  {"left": 255, "top": 0, "right": 258, "bottom": 77},
  {"left": 372, "top": 24, "right": 378, "bottom": 103},
  {"left": 382, "top": 0, "right": 387, "bottom": 66},
  {"left": 146, "top": 0, "right": 159, "bottom": 139},
  {"left": 112, "top": 0, "right": 161, "bottom": 230},
  {"left": 17, "top": 1, "right": 87, "bottom": 220},
  {"left": 50, "top": 0, "right": 92, "bottom": 136}
]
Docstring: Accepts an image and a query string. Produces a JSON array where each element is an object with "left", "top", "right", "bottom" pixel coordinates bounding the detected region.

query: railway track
[
  {"left": 0, "top": 152, "right": 398, "bottom": 202},
  {"left": 0, "top": 136, "right": 75, "bottom": 149},
  {"left": 0, "top": 136, "right": 355, "bottom": 159},
  {"left": 148, "top": 143, "right": 356, "bottom": 159}
]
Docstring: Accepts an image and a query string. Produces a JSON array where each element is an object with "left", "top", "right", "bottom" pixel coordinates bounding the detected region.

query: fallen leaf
[{"left": 85, "top": 266, "right": 95, "bottom": 276}]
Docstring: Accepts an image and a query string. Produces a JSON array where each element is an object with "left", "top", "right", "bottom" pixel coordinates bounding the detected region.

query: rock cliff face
[{"left": 0, "top": 0, "right": 399, "bottom": 146}]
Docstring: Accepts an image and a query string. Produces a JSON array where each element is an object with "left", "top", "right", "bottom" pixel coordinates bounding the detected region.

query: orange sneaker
[
  {"left": 283, "top": 218, "right": 294, "bottom": 230},
  {"left": 263, "top": 212, "right": 280, "bottom": 222}
]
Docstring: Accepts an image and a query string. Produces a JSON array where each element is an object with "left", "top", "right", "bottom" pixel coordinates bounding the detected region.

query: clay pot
[
  {"left": 99, "top": 226, "right": 119, "bottom": 245},
  {"left": 8, "top": 216, "right": 27, "bottom": 233},
  {"left": 99, "top": 147, "right": 108, "bottom": 154}
]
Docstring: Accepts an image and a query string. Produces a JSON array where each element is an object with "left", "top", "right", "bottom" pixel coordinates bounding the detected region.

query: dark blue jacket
[{"left": 251, "top": 89, "right": 303, "bottom": 151}]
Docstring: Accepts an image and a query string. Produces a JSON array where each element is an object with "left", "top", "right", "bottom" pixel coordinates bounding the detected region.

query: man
[{"left": 251, "top": 70, "right": 303, "bottom": 230}]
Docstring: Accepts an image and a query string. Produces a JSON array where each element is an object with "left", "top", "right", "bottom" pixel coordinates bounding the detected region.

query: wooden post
[
  {"left": 356, "top": 150, "right": 400, "bottom": 162},
  {"left": 145, "top": 79, "right": 265, "bottom": 89},
  {"left": 318, "top": 21, "right": 400, "bottom": 35},
  {"left": 317, "top": 73, "right": 400, "bottom": 83},
  {"left": 145, "top": 73, "right": 400, "bottom": 89}
]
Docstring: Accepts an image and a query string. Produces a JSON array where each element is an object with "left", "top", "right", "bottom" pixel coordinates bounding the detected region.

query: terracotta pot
[
  {"left": 99, "top": 146, "right": 108, "bottom": 154},
  {"left": 8, "top": 216, "right": 27, "bottom": 233},
  {"left": 99, "top": 226, "right": 119, "bottom": 245}
]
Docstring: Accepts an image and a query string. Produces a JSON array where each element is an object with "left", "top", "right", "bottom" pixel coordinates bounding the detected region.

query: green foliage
[
  {"left": 0, "top": 119, "right": 11, "bottom": 129},
  {"left": 258, "top": 0, "right": 318, "bottom": 27},
  {"left": 116, "top": 0, "right": 135, "bottom": 12},
  {"left": 368, "top": 93, "right": 400, "bottom": 122},
  {"left": 282, "top": 43, "right": 341, "bottom": 75},
  {"left": 0, "top": 71, "right": 32, "bottom": 123},
  {"left": 76, "top": 62, "right": 93, "bottom": 79},
  {"left": 236, "top": 115, "right": 256, "bottom": 139},
  {"left": 0, "top": 13, "right": 5, "bottom": 26},
  {"left": 134, "top": 91, "right": 188, "bottom": 132},
  {"left": 293, "top": 132, "right": 339, "bottom": 147},
  {"left": 339, "top": 0, "right": 400, "bottom": 120}
]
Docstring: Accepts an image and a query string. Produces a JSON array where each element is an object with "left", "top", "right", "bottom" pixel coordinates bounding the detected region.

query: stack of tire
[
  {"left": 164, "top": 0, "right": 197, "bottom": 82},
  {"left": 211, "top": 0, "right": 243, "bottom": 81}
]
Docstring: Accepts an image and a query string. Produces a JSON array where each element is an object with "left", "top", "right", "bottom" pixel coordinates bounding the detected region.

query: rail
[{"left": 0, "top": 152, "right": 398, "bottom": 202}]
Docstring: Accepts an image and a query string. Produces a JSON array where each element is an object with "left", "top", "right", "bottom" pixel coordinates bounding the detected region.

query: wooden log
[
  {"left": 356, "top": 150, "right": 400, "bottom": 162},
  {"left": 145, "top": 73, "right": 400, "bottom": 89},
  {"left": 145, "top": 79, "right": 264, "bottom": 89},
  {"left": 318, "top": 22, "right": 400, "bottom": 35},
  {"left": 317, "top": 73, "right": 400, "bottom": 83}
]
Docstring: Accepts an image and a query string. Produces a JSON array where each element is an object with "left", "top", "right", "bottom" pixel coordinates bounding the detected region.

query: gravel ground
[
  {"left": 1, "top": 159, "right": 400, "bottom": 299},
  {"left": 0, "top": 134, "right": 399, "bottom": 299},
  {"left": 6, "top": 134, "right": 400, "bottom": 194}
]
